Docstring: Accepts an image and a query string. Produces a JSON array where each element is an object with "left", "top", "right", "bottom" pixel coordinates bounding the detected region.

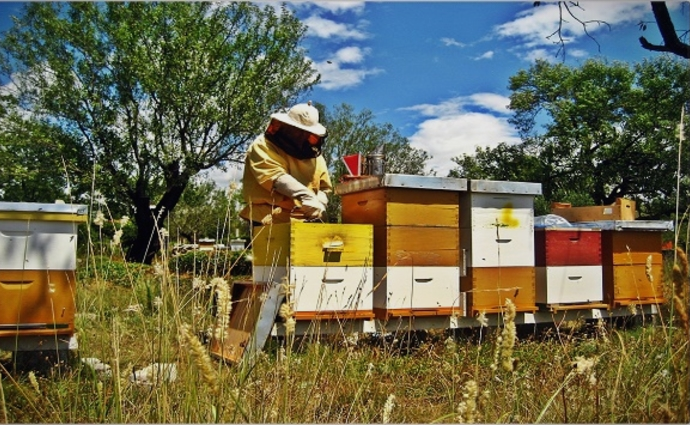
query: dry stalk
[{"left": 672, "top": 247, "right": 689, "bottom": 338}]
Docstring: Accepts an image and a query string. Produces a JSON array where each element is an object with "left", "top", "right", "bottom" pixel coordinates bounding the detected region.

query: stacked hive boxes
[
  {"left": 596, "top": 221, "right": 669, "bottom": 307},
  {"left": 338, "top": 175, "right": 466, "bottom": 319},
  {"left": 460, "top": 180, "right": 541, "bottom": 314},
  {"left": 0, "top": 202, "right": 87, "bottom": 341},
  {"left": 534, "top": 227, "right": 606, "bottom": 307},
  {"left": 252, "top": 222, "right": 374, "bottom": 320}
]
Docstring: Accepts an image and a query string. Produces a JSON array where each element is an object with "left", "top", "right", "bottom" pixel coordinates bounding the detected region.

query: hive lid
[
  {"left": 335, "top": 173, "right": 467, "bottom": 195},
  {"left": 0, "top": 201, "right": 89, "bottom": 221},
  {"left": 468, "top": 179, "right": 542, "bottom": 195},
  {"left": 578, "top": 220, "right": 674, "bottom": 231}
]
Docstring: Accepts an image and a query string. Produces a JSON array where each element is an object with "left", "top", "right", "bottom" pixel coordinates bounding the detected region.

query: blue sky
[
  {"left": 282, "top": 1, "right": 688, "bottom": 180},
  {"left": 0, "top": 1, "right": 687, "bottom": 185}
]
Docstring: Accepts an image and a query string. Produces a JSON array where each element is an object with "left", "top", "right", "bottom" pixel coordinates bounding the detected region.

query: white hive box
[
  {"left": 460, "top": 180, "right": 541, "bottom": 313},
  {"left": 460, "top": 180, "right": 541, "bottom": 268},
  {"left": 0, "top": 202, "right": 88, "bottom": 270},
  {"left": 0, "top": 202, "right": 88, "bottom": 339}
]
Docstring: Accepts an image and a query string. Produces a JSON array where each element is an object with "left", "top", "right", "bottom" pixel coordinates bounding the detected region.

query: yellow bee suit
[{"left": 240, "top": 134, "right": 332, "bottom": 224}]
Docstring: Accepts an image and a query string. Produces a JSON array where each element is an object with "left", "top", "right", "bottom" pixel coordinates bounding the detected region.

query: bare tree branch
[
  {"left": 544, "top": 2, "right": 611, "bottom": 60},
  {"left": 639, "top": 1, "right": 690, "bottom": 59}
]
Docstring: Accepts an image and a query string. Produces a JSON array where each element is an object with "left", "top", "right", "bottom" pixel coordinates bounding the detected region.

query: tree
[
  {"left": 0, "top": 112, "right": 90, "bottom": 202},
  {"left": 167, "top": 177, "right": 246, "bottom": 246},
  {"left": 450, "top": 56, "right": 690, "bottom": 219},
  {"left": 0, "top": 2, "right": 318, "bottom": 263},
  {"left": 318, "top": 103, "right": 431, "bottom": 222}
]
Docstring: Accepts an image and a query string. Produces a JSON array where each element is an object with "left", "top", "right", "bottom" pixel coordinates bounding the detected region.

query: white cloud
[
  {"left": 306, "top": 1, "right": 366, "bottom": 14},
  {"left": 467, "top": 93, "right": 510, "bottom": 115},
  {"left": 314, "top": 61, "right": 383, "bottom": 90},
  {"left": 204, "top": 164, "right": 243, "bottom": 189},
  {"left": 441, "top": 37, "right": 466, "bottom": 48},
  {"left": 403, "top": 94, "right": 519, "bottom": 176},
  {"left": 334, "top": 46, "right": 366, "bottom": 63},
  {"left": 473, "top": 51, "right": 494, "bottom": 60},
  {"left": 494, "top": 2, "right": 650, "bottom": 60},
  {"left": 303, "top": 15, "right": 367, "bottom": 40},
  {"left": 312, "top": 46, "right": 383, "bottom": 90}
]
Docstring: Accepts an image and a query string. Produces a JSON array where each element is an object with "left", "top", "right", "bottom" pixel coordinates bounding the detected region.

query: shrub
[
  {"left": 168, "top": 249, "right": 251, "bottom": 277},
  {"left": 78, "top": 255, "right": 151, "bottom": 287}
]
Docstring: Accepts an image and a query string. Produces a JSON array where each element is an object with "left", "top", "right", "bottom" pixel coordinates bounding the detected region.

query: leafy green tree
[
  {"left": 167, "top": 177, "right": 246, "bottom": 246},
  {"left": 318, "top": 103, "right": 431, "bottom": 222},
  {"left": 0, "top": 2, "right": 318, "bottom": 263},
  {"left": 451, "top": 56, "right": 690, "bottom": 219},
  {"left": 0, "top": 112, "right": 90, "bottom": 202}
]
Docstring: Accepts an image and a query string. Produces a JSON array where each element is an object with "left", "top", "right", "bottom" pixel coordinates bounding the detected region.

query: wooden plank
[
  {"left": 534, "top": 229, "right": 602, "bottom": 266},
  {"left": 209, "top": 281, "right": 284, "bottom": 365},
  {"left": 373, "top": 226, "right": 460, "bottom": 267},
  {"left": 373, "top": 307, "right": 461, "bottom": 320},
  {"left": 463, "top": 267, "right": 536, "bottom": 314},
  {"left": 545, "top": 302, "right": 609, "bottom": 312},
  {"left": 341, "top": 188, "right": 459, "bottom": 227},
  {"left": 293, "top": 310, "right": 375, "bottom": 320}
]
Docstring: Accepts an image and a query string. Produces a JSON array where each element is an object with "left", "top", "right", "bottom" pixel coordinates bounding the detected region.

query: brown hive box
[{"left": 601, "top": 230, "right": 664, "bottom": 306}]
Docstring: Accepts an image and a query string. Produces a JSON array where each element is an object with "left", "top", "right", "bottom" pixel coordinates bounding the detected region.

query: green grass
[{"left": 0, "top": 246, "right": 688, "bottom": 423}]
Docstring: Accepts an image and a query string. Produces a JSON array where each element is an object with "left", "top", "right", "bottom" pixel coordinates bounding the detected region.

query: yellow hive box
[{"left": 252, "top": 222, "right": 373, "bottom": 267}]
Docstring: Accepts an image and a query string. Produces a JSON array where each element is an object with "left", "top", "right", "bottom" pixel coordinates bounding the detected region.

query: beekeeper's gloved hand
[
  {"left": 273, "top": 174, "right": 325, "bottom": 220},
  {"left": 316, "top": 191, "right": 329, "bottom": 208}
]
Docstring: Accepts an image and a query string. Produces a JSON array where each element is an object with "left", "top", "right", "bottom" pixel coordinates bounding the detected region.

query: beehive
[
  {"left": 595, "top": 221, "right": 670, "bottom": 307},
  {"left": 534, "top": 227, "right": 605, "bottom": 306},
  {"left": 252, "top": 222, "right": 374, "bottom": 320},
  {"left": 337, "top": 174, "right": 467, "bottom": 319},
  {"left": 0, "top": 202, "right": 87, "bottom": 338},
  {"left": 460, "top": 180, "right": 541, "bottom": 313}
]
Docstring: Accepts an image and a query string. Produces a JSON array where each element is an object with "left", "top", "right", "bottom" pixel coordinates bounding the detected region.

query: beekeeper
[{"left": 240, "top": 102, "right": 332, "bottom": 225}]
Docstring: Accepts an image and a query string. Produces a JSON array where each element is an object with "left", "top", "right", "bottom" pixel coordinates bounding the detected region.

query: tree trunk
[
  {"left": 126, "top": 196, "right": 160, "bottom": 265},
  {"left": 126, "top": 181, "right": 189, "bottom": 264}
]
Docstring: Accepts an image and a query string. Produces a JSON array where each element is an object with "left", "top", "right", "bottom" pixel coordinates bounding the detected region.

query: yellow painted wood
[
  {"left": 0, "top": 270, "right": 76, "bottom": 337},
  {"left": 342, "top": 188, "right": 459, "bottom": 227},
  {"left": 0, "top": 212, "right": 87, "bottom": 222},
  {"left": 603, "top": 263, "right": 664, "bottom": 305},
  {"left": 252, "top": 223, "right": 373, "bottom": 267},
  {"left": 463, "top": 266, "right": 536, "bottom": 313},
  {"left": 603, "top": 231, "right": 663, "bottom": 265},
  {"left": 373, "top": 226, "right": 460, "bottom": 266}
]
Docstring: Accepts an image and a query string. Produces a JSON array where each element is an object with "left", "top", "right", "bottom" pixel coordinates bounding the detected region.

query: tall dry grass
[{"left": 0, "top": 202, "right": 688, "bottom": 423}]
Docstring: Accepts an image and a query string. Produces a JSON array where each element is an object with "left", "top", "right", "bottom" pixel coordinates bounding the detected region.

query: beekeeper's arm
[{"left": 273, "top": 174, "right": 325, "bottom": 219}]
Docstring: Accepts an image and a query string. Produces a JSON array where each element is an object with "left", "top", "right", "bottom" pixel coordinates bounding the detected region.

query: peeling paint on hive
[{"left": 500, "top": 202, "right": 520, "bottom": 228}]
